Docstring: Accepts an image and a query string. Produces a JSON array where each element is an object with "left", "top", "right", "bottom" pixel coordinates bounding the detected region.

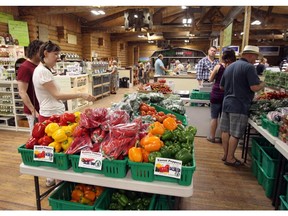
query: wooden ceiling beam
[
  {"left": 84, "top": 10, "right": 126, "bottom": 27},
  {"left": 222, "top": 6, "right": 244, "bottom": 27}
]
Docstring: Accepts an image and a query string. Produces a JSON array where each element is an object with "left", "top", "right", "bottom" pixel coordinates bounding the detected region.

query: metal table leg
[
  {"left": 241, "top": 124, "right": 248, "bottom": 159},
  {"left": 34, "top": 176, "right": 41, "bottom": 210},
  {"left": 33, "top": 177, "right": 64, "bottom": 210},
  {"left": 244, "top": 124, "right": 251, "bottom": 163}
]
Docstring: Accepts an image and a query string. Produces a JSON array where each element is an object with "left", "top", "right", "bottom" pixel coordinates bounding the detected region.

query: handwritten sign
[{"left": 8, "top": 20, "right": 29, "bottom": 46}]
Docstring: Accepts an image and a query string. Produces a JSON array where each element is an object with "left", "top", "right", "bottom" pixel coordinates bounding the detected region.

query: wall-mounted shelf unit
[
  {"left": 0, "top": 80, "right": 29, "bottom": 132},
  {"left": 91, "top": 73, "right": 111, "bottom": 99}
]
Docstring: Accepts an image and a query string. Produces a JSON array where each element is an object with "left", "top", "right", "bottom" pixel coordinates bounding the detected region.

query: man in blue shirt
[
  {"left": 219, "top": 45, "right": 266, "bottom": 167},
  {"left": 154, "top": 54, "right": 167, "bottom": 76},
  {"left": 196, "top": 46, "right": 219, "bottom": 86}
]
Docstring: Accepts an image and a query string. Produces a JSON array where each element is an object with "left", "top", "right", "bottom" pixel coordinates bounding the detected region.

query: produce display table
[
  {"left": 244, "top": 119, "right": 288, "bottom": 209},
  {"left": 20, "top": 163, "right": 193, "bottom": 210}
]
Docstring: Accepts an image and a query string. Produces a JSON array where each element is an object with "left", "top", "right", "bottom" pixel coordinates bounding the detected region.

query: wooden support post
[{"left": 241, "top": 6, "right": 251, "bottom": 51}]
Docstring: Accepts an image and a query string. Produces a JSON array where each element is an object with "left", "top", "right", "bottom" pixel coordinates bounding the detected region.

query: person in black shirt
[{"left": 256, "top": 57, "right": 267, "bottom": 75}]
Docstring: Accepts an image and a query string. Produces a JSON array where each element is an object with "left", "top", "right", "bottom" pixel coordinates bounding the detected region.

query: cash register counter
[{"left": 154, "top": 72, "right": 198, "bottom": 92}]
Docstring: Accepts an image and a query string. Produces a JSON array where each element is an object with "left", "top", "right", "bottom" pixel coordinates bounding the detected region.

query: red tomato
[{"left": 141, "top": 105, "right": 149, "bottom": 112}]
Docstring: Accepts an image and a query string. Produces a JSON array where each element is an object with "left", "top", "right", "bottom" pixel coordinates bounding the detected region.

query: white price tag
[
  {"left": 78, "top": 150, "right": 103, "bottom": 170},
  {"left": 33, "top": 146, "right": 54, "bottom": 162},
  {"left": 154, "top": 157, "right": 182, "bottom": 179}
]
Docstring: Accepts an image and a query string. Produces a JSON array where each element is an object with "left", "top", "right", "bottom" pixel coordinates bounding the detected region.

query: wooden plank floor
[{"left": 0, "top": 86, "right": 275, "bottom": 210}]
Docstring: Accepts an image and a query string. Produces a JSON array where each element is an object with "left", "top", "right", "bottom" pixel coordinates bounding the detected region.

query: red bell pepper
[
  {"left": 42, "top": 119, "right": 52, "bottom": 126},
  {"left": 25, "top": 137, "right": 39, "bottom": 149},
  {"left": 49, "top": 114, "right": 61, "bottom": 123},
  {"left": 73, "top": 126, "right": 88, "bottom": 137},
  {"left": 32, "top": 122, "right": 46, "bottom": 139},
  {"left": 38, "top": 135, "right": 54, "bottom": 146},
  {"left": 59, "top": 113, "right": 76, "bottom": 125}
]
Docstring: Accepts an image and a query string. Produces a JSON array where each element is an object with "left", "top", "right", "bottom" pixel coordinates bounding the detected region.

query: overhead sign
[
  {"left": 8, "top": 20, "right": 29, "bottom": 46},
  {"left": 0, "top": 12, "right": 14, "bottom": 23},
  {"left": 223, "top": 22, "right": 233, "bottom": 47}
]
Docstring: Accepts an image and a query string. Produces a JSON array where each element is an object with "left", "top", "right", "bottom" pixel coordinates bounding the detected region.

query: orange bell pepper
[
  {"left": 163, "top": 117, "right": 177, "bottom": 131},
  {"left": 143, "top": 136, "right": 162, "bottom": 152},
  {"left": 141, "top": 148, "right": 150, "bottom": 162},
  {"left": 71, "top": 189, "right": 83, "bottom": 202},
  {"left": 128, "top": 147, "right": 143, "bottom": 162},
  {"left": 84, "top": 190, "right": 96, "bottom": 202},
  {"left": 149, "top": 122, "right": 165, "bottom": 136}
]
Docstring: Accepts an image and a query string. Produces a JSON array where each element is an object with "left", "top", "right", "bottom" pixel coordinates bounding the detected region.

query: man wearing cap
[{"left": 219, "top": 45, "right": 266, "bottom": 167}]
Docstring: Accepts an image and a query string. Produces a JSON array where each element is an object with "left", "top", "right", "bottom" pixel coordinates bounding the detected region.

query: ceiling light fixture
[
  {"left": 184, "top": 39, "right": 189, "bottom": 43},
  {"left": 91, "top": 10, "right": 105, "bottom": 15},
  {"left": 181, "top": 6, "right": 187, "bottom": 9},
  {"left": 251, "top": 20, "right": 261, "bottom": 25},
  {"left": 183, "top": 18, "right": 192, "bottom": 27}
]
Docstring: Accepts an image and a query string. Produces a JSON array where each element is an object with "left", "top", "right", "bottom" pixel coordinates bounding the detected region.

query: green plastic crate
[
  {"left": 251, "top": 156, "right": 258, "bottom": 178},
  {"left": 128, "top": 160, "right": 154, "bottom": 182},
  {"left": 251, "top": 137, "right": 272, "bottom": 163},
  {"left": 150, "top": 103, "right": 188, "bottom": 126},
  {"left": 69, "top": 154, "right": 103, "bottom": 174},
  {"left": 256, "top": 160, "right": 264, "bottom": 186},
  {"left": 128, "top": 157, "right": 196, "bottom": 186},
  {"left": 18, "top": 144, "right": 71, "bottom": 170},
  {"left": 154, "top": 195, "right": 176, "bottom": 210},
  {"left": 279, "top": 195, "right": 288, "bottom": 210},
  {"left": 102, "top": 157, "right": 128, "bottom": 178},
  {"left": 258, "top": 164, "right": 276, "bottom": 198},
  {"left": 284, "top": 175, "right": 288, "bottom": 203},
  {"left": 261, "top": 147, "right": 279, "bottom": 178},
  {"left": 190, "top": 90, "right": 210, "bottom": 100},
  {"left": 69, "top": 155, "right": 128, "bottom": 178},
  {"left": 261, "top": 116, "right": 269, "bottom": 129},
  {"left": 94, "top": 188, "right": 156, "bottom": 210},
  {"left": 267, "top": 119, "right": 279, "bottom": 137},
  {"left": 48, "top": 181, "right": 105, "bottom": 210}
]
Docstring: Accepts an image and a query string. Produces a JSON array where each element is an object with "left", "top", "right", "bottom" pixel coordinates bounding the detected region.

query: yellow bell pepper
[
  {"left": 69, "top": 122, "right": 78, "bottom": 133},
  {"left": 45, "top": 123, "right": 60, "bottom": 137},
  {"left": 74, "top": 111, "right": 81, "bottom": 123},
  {"left": 52, "top": 128, "right": 68, "bottom": 143},
  {"left": 61, "top": 126, "right": 73, "bottom": 137},
  {"left": 48, "top": 141, "right": 62, "bottom": 153},
  {"left": 61, "top": 137, "right": 73, "bottom": 152}
]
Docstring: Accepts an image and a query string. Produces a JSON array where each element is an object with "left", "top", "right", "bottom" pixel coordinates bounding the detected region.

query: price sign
[
  {"left": 33, "top": 146, "right": 54, "bottom": 162},
  {"left": 78, "top": 151, "right": 103, "bottom": 170},
  {"left": 154, "top": 157, "right": 182, "bottom": 179}
]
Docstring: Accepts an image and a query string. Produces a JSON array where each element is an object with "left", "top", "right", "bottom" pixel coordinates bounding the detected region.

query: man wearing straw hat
[{"left": 219, "top": 45, "right": 266, "bottom": 167}]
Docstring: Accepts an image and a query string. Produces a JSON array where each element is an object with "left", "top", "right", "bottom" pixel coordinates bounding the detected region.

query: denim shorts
[
  {"left": 220, "top": 112, "right": 248, "bottom": 139},
  {"left": 210, "top": 103, "right": 222, "bottom": 119}
]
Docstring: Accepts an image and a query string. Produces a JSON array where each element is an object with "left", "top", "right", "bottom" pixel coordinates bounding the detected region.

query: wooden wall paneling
[
  {"left": 90, "top": 32, "right": 111, "bottom": 59},
  {"left": 0, "top": 6, "right": 19, "bottom": 17},
  {"left": 0, "top": 23, "right": 8, "bottom": 34},
  {"left": 82, "top": 33, "right": 92, "bottom": 60}
]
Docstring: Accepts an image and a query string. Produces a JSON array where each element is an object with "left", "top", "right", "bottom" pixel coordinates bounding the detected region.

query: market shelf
[
  {"left": 275, "top": 140, "right": 288, "bottom": 160},
  {"left": 248, "top": 119, "right": 277, "bottom": 145},
  {"left": 20, "top": 163, "right": 193, "bottom": 198}
]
